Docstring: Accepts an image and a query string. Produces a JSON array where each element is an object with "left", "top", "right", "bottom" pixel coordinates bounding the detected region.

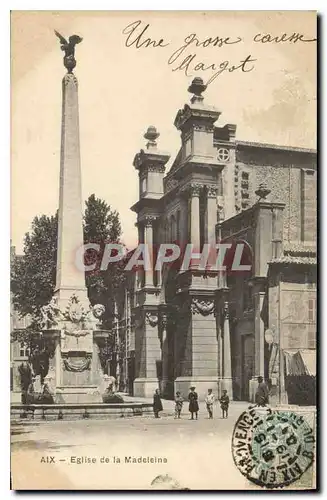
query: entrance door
[{"left": 241, "top": 335, "right": 254, "bottom": 401}]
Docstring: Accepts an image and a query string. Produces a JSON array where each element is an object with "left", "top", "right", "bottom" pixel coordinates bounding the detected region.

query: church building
[{"left": 116, "top": 77, "right": 317, "bottom": 404}]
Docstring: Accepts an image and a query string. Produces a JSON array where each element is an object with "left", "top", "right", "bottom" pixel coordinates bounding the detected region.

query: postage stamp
[{"left": 232, "top": 406, "right": 316, "bottom": 489}]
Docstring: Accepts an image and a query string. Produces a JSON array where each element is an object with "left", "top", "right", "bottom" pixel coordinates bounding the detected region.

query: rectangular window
[
  {"left": 241, "top": 171, "right": 250, "bottom": 210},
  {"left": 308, "top": 299, "right": 316, "bottom": 322},
  {"left": 19, "top": 342, "right": 30, "bottom": 358}
]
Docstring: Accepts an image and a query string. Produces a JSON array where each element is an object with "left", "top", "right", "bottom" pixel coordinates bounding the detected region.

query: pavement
[{"left": 10, "top": 399, "right": 316, "bottom": 490}]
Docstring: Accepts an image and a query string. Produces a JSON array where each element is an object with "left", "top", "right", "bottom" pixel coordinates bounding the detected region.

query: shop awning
[{"left": 284, "top": 349, "right": 316, "bottom": 377}]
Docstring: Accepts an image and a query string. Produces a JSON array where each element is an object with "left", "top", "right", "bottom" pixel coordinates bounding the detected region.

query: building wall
[
  {"left": 280, "top": 281, "right": 316, "bottom": 350},
  {"left": 268, "top": 272, "right": 316, "bottom": 352},
  {"left": 235, "top": 147, "right": 316, "bottom": 245}
]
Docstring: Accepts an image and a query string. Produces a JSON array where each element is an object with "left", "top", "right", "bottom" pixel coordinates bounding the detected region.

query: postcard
[{"left": 10, "top": 10, "right": 317, "bottom": 490}]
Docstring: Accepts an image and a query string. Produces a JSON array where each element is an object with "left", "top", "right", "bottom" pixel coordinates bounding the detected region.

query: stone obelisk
[
  {"left": 54, "top": 32, "right": 88, "bottom": 310},
  {"left": 40, "top": 32, "right": 108, "bottom": 404}
]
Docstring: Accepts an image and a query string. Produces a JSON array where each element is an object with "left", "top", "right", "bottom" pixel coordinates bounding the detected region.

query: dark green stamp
[{"left": 232, "top": 407, "right": 315, "bottom": 489}]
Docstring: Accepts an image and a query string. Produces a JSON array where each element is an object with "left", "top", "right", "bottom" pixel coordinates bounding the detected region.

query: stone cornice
[
  {"left": 130, "top": 198, "right": 163, "bottom": 214},
  {"left": 137, "top": 215, "right": 160, "bottom": 227},
  {"left": 170, "top": 156, "right": 223, "bottom": 180},
  {"left": 174, "top": 103, "right": 221, "bottom": 131},
  {"left": 236, "top": 140, "right": 316, "bottom": 155},
  {"left": 133, "top": 149, "right": 170, "bottom": 171},
  {"left": 179, "top": 182, "right": 204, "bottom": 197},
  {"left": 143, "top": 215, "right": 159, "bottom": 227},
  {"left": 220, "top": 200, "right": 286, "bottom": 233}
]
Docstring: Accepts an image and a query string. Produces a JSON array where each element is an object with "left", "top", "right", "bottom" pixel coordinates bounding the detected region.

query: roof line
[{"left": 235, "top": 140, "right": 316, "bottom": 154}]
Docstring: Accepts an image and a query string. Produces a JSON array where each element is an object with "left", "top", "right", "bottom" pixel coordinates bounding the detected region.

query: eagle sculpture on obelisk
[{"left": 54, "top": 30, "right": 83, "bottom": 72}]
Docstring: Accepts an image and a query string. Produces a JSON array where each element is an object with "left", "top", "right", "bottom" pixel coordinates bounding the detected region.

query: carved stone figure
[
  {"left": 68, "top": 301, "right": 83, "bottom": 323},
  {"left": 64, "top": 294, "right": 85, "bottom": 324},
  {"left": 40, "top": 296, "right": 61, "bottom": 329},
  {"left": 93, "top": 304, "right": 105, "bottom": 319},
  {"left": 145, "top": 312, "right": 159, "bottom": 327}
]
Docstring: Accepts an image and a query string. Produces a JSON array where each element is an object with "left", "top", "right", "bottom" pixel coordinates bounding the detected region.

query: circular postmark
[{"left": 232, "top": 406, "right": 315, "bottom": 489}]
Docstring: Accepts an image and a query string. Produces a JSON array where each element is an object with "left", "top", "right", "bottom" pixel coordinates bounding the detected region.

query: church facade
[{"left": 116, "top": 77, "right": 316, "bottom": 403}]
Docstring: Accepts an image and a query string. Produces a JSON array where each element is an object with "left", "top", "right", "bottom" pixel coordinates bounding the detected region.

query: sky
[{"left": 11, "top": 11, "right": 316, "bottom": 254}]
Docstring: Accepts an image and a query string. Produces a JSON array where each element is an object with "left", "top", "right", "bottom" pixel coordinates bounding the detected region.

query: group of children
[{"left": 153, "top": 387, "right": 230, "bottom": 420}]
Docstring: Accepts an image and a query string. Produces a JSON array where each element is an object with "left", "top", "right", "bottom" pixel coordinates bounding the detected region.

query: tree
[
  {"left": 11, "top": 213, "right": 58, "bottom": 318},
  {"left": 83, "top": 194, "right": 123, "bottom": 329},
  {"left": 11, "top": 193, "right": 123, "bottom": 342}
]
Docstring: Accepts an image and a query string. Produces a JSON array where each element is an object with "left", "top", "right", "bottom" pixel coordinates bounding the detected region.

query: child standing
[
  {"left": 174, "top": 391, "right": 183, "bottom": 419},
  {"left": 219, "top": 389, "right": 230, "bottom": 419},
  {"left": 204, "top": 389, "right": 215, "bottom": 419}
]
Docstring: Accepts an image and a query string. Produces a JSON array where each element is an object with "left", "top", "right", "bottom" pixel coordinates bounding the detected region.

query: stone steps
[{"left": 11, "top": 403, "right": 153, "bottom": 421}]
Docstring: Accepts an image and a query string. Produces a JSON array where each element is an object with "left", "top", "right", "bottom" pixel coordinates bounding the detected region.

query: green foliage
[
  {"left": 84, "top": 194, "right": 121, "bottom": 244},
  {"left": 83, "top": 194, "right": 123, "bottom": 329},
  {"left": 18, "top": 362, "right": 32, "bottom": 391},
  {"left": 11, "top": 213, "right": 58, "bottom": 318},
  {"left": 11, "top": 194, "right": 123, "bottom": 332}
]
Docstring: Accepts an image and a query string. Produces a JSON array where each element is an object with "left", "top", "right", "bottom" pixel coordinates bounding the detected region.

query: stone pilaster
[
  {"left": 189, "top": 183, "right": 202, "bottom": 251},
  {"left": 136, "top": 222, "right": 144, "bottom": 289},
  {"left": 159, "top": 309, "right": 169, "bottom": 395},
  {"left": 271, "top": 204, "right": 285, "bottom": 259},
  {"left": 216, "top": 289, "right": 233, "bottom": 398},
  {"left": 144, "top": 217, "right": 155, "bottom": 287},
  {"left": 206, "top": 186, "right": 218, "bottom": 245},
  {"left": 222, "top": 146, "right": 236, "bottom": 220},
  {"left": 133, "top": 309, "right": 161, "bottom": 398},
  {"left": 249, "top": 277, "right": 267, "bottom": 401},
  {"left": 174, "top": 297, "right": 218, "bottom": 400}
]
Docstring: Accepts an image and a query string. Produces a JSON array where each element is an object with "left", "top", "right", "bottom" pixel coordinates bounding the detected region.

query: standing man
[
  {"left": 219, "top": 389, "right": 230, "bottom": 419},
  {"left": 153, "top": 389, "right": 163, "bottom": 418},
  {"left": 188, "top": 386, "right": 199, "bottom": 420},
  {"left": 255, "top": 376, "right": 269, "bottom": 406}
]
